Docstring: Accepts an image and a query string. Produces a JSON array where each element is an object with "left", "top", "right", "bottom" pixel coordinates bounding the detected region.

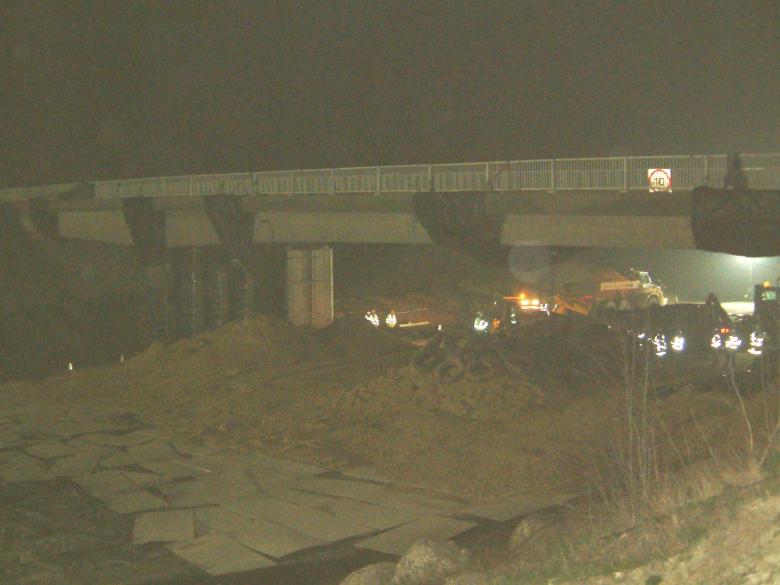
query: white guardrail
[{"left": 1, "top": 153, "right": 779, "bottom": 200}]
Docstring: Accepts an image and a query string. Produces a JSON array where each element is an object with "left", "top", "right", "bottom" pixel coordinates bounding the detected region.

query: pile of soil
[{"left": 12, "top": 305, "right": 760, "bottom": 503}]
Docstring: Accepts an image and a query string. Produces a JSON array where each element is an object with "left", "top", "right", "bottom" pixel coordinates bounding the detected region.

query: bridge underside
[
  {"left": 10, "top": 190, "right": 706, "bottom": 248},
  {"left": 4, "top": 187, "right": 778, "bottom": 335}
]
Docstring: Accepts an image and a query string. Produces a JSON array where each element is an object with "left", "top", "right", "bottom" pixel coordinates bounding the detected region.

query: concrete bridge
[{"left": 2, "top": 153, "right": 779, "bottom": 335}]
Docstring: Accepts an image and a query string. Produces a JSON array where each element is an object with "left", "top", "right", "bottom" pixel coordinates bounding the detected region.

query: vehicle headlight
[{"left": 671, "top": 334, "right": 685, "bottom": 352}]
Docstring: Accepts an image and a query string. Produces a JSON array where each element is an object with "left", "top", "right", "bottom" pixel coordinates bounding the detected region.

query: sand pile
[{"left": 313, "top": 316, "right": 411, "bottom": 360}]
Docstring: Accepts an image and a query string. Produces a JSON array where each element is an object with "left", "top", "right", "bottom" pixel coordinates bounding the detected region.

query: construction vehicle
[{"left": 552, "top": 269, "right": 666, "bottom": 316}]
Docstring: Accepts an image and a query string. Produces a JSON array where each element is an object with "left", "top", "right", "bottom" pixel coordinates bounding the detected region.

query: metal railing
[{"left": 1, "top": 153, "right": 778, "bottom": 201}]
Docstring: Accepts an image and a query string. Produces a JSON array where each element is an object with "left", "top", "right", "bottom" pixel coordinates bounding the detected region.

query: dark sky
[{"left": 1, "top": 1, "right": 778, "bottom": 186}]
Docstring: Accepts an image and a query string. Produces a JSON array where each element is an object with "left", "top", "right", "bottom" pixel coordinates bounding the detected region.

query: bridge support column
[
  {"left": 286, "top": 245, "right": 333, "bottom": 328},
  {"left": 121, "top": 198, "right": 173, "bottom": 342},
  {"left": 204, "top": 194, "right": 257, "bottom": 321},
  {"left": 204, "top": 248, "right": 230, "bottom": 328},
  {"left": 145, "top": 264, "right": 175, "bottom": 342},
  {"left": 176, "top": 247, "right": 206, "bottom": 337}
]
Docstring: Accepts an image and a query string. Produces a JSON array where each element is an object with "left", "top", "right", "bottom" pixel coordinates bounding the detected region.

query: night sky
[{"left": 1, "top": 1, "right": 779, "bottom": 187}]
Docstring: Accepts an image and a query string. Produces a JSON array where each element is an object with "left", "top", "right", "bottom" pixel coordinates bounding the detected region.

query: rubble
[{"left": 393, "top": 539, "right": 470, "bottom": 585}]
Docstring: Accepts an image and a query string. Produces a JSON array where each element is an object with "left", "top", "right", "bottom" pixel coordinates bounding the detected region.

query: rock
[
  {"left": 393, "top": 539, "right": 469, "bottom": 585},
  {"left": 509, "top": 514, "right": 553, "bottom": 548},
  {"left": 443, "top": 573, "right": 490, "bottom": 585},
  {"left": 340, "top": 562, "right": 396, "bottom": 585}
]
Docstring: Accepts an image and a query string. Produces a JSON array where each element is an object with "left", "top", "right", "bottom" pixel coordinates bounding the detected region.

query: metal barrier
[{"left": 1, "top": 153, "right": 778, "bottom": 200}]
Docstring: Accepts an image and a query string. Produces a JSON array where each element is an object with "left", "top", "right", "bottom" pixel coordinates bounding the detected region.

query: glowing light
[
  {"left": 473, "top": 316, "right": 490, "bottom": 333},
  {"left": 652, "top": 333, "right": 668, "bottom": 357},
  {"left": 749, "top": 331, "right": 765, "bottom": 355},
  {"left": 671, "top": 335, "right": 685, "bottom": 352},
  {"left": 68, "top": 362, "right": 74, "bottom": 371}
]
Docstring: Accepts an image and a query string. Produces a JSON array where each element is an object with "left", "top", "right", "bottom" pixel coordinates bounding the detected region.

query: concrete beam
[
  {"left": 253, "top": 212, "right": 431, "bottom": 244},
  {"left": 60, "top": 210, "right": 133, "bottom": 245},
  {"left": 501, "top": 215, "right": 696, "bottom": 248}
]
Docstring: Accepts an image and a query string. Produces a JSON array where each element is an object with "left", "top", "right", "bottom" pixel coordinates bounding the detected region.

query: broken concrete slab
[
  {"left": 100, "top": 452, "right": 137, "bottom": 468},
  {"left": 122, "top": 470, "right": 165, "bottom": 489},
  {"left": 171, "top": 438, "right": 213, "bottom": 457},
  {"left": 97, "top": 490, "right": 169, "bottom": 514},
  {"left": 79, "top": 431, "right": 156, "bottom": 447},
  {"left": 139, "top": 459, "right": 214, "bottom": 480},
  {"left": 258, "top": 481, "right": 339, "bottom": 508},
  {"left": 222, "top": 495, "right": 375, "bottom": 543},
  {"left": 75, "top": 470, "right": 138, "bottom": 495},
  {"left": 185, "top": 453, "right": 249, "bottom": 474},
  {"left": 169, "top": 533, "right": 275, "bottom": 575},
  {"left": 461, "top": 492, "right": 578, "bottom": 522},
  {"left": 196, "top": 506, "right": 325, "bottom": 558},
  {"left": 126, "top": 441, "right": 178, "bottom": 462},
  {"left": 24, "top": 440, "right": 76, "bottom": 459},
  {"left": 133, "top": 509, "right": 195, "bottom": 544},
  {"left": 340, "top": 466, "right": 395, "bottom": 484},
  {"left": 289, "top": 477, "right": 386, "bottom": 502},
  {"left": 0, "top": 453, "right": 52, "bottom": 482},
  {"left": 237, "top": 452, "right": 326, "bottom": 479},
  {"left": 357, "top": 488, "right": 466, "bottom": 516},
  {"left": 47, "top": 452, "right": 101, "bottom": 477},
  {"left": 355, "top": 516, "right": 477, "bottom": 556},
  {"left": 321, "top": 498, "right": 417, "bottom": 531},
  {"left": 157, "top": 471, "right": 258, "bottom": 507}
]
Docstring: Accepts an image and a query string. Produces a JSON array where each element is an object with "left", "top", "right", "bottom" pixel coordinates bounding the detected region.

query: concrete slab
[
  {"left": 0, "top": 453, "right": 52, "bottom": 482},
  {"left": 24, "top": 440, "right": 76, "bottom": 459},
  {"left": 461, "top": 492, "right": 578, "bottom": 522},
  {"left": 355, "top": 516, "right": 477, "bottom": 556},
  {"left": 237, "top": 452, "right": 326, "bottom": 479},
  {"left": 321, "top": 498, "right": 417, "bottom": 531},
  {"left": 169, "top": 533, "right": 276, "bottom": 575},
  {"left": 340, "top": 466, "right": 394, "bottom": 484},
  {"left": 122, "top": 470, "right": 165, "bottom": 489},
  {"left": 222, "top": 495, "right": 375, "bottom": 543},
  {"left": 79, "top": 431, "right": 156, "bottom": 447},
  {"left": 139, "top": 459, "right": 214, "bottom": 480},
  {"left": 172, "top": 438, "right": 213, "bottom": 457},
  {"left": 133, "top": 509, "right": 195, "bottom": 544},
  {"left": 75, "top": 470, "right": 138, "bottom": 495},
  {"left": 186, "top": 453, "right": 248, "bottom": 474},
  {"left": 157, "top": 471, "right": 258, "bottom": 507},
  {"left": 289, "top": 477, "right": 387, "bottom": 502},
  {"left": 258, "top": 481, "right": 339, "bottom": 508},
  {"left": 100, "top": 452, "right": 137, "bottom": 468},
  {"left": 47, "top": 452, "right": 101, "bottom": 477},
  {"left": 126, "top": 441, "right": 178, "bottom": 462},
  {"left": 357, "top": 488, "right": 466, "bottom": 515},
  {"left": 196, "top": 507, "right": 325, "bottom": 558},
  {"left": 98, "top": 490, "right": 169, "bottom": 514}
]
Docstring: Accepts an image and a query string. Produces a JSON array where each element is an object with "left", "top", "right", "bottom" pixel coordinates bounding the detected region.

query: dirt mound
[
  {"left": 127, "top": 313, "right": 315, "bottom": 375},
  {"left": 314, "top": 316, "right": 412, "bottom": 360}
]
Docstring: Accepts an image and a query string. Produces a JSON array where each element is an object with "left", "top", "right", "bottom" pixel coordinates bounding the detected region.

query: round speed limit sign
[{"left": 647, "top": 168, "right": 672, "bottom": 192}]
